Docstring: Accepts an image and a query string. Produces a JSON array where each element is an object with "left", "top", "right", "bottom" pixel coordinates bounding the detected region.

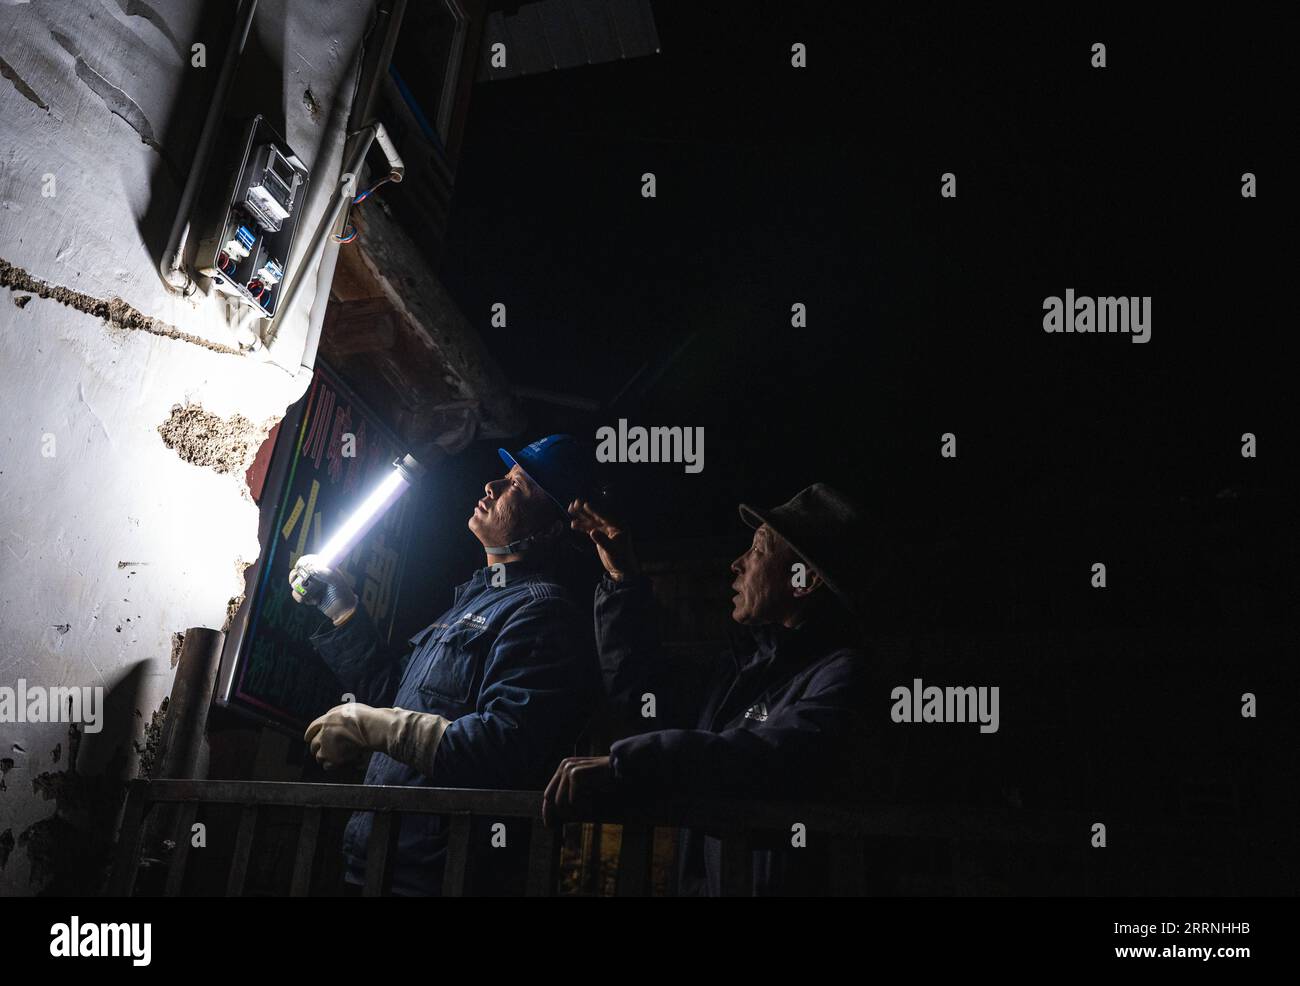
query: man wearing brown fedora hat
[{"left": 543, "top": 483, "right": 895, "bottom": 895}]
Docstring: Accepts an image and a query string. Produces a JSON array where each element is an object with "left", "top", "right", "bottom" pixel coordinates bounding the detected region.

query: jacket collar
[
  {"left": 709, "top": 617, "right": 854, "bottom": 730},
  {"left": 748, "top": 611, "right": 855, "bottom": 669},
  {"left": 454, "top": 555, "right": 553, "bottom": 601}
]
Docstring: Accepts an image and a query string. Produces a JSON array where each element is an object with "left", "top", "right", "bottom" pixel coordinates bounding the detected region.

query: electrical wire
[
  {"left": 352, "top": 173, "right": 393, "bottom": 204},
  {"left": 332, "top": 169, "right": 398, "bottom": 243}
]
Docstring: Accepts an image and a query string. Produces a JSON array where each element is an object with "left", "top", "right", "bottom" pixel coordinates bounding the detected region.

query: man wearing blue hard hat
[{"left": 290, "top": 434, "right": 599, "bottom": 895}]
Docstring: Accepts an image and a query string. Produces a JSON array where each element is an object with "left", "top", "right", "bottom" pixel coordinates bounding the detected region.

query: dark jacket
[
  {"left": 309, "top": 557, "right": 597, "bottom": 895},
  {"left": 596, "top": 573, "right": 890, "bottom": 895}
]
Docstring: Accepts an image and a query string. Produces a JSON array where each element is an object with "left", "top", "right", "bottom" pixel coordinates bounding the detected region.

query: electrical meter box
[{"left": 191, "top": 115, "right": 309, "bottom": 319}]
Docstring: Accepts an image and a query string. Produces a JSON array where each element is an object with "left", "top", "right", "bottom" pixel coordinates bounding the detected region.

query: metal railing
[
  {"left": 109, "top": 780, "right": 559, "bottom": 897},
  {"left": 105, "top": 778, "right": 1123, "bottom": 897}
]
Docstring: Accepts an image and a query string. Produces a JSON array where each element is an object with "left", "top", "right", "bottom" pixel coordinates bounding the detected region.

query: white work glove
[
  {"left": 305, "top": 703, "right": 452, "bottom": 772},
  {"left": 289, "top": 553, "right": 358, "bottom": 626}
]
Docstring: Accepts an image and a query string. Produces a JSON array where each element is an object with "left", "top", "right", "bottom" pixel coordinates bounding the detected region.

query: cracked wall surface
[
  {"left": 0, "top": 0, "right": 372, "bottom": 896},
  {"left": 156, "top": 403, "right": 277, "bottom": 477}
]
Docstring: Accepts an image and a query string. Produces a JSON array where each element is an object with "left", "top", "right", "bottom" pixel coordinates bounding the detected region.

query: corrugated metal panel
[
  {"left": 477, "top": 0, "right": 660, "bottom": 81},
  {"left": 607, "top": 0, "right": 659, "bottom": 58},
  {"left": 568, "top": 0, "right": 624, "bottom": 61},
  {"left": 535, "top": 1, "right": 586, "bottom": 69}
]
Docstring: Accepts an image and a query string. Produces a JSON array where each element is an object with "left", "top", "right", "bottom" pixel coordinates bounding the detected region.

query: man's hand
[
  {"left": 305, "top": 703, "right": 380, "bottom": 769},
  {"left": 541, "top": 755, "right": 616, "bottom": 827},
  {"left": 304, "top": 703, "right": 452, "bottom": 772},
  {"left": 568, "top": 500, "right": 638, "bottom": 581},
  {"left": 289, "top": 553, "right": 358, "bottom": 626}
]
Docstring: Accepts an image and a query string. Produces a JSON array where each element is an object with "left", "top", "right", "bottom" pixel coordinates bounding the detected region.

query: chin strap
[{"left": 483, "top": 520, "right": 563, "bottom": 556}]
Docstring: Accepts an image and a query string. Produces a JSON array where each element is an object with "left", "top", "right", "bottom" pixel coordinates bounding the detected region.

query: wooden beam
[
  {"left": 320, "top": 298, "right": 399, "bottom": 356},
  {"left": 352, "top": 204, "right": 524, "bottom": 436}
]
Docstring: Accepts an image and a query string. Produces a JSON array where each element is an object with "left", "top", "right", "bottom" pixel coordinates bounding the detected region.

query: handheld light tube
[{"left": 292, "top": 454, "right": 423, "bottom": 591}]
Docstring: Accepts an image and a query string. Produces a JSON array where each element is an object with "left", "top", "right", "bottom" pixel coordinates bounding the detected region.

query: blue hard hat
[{"left": 498, "top": 434, "right": 594, "bottom": 513}]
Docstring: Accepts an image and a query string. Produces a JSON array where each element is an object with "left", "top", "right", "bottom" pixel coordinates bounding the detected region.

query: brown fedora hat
[{"left": 738, "top": 483, "right": 887, "bottom": 610}]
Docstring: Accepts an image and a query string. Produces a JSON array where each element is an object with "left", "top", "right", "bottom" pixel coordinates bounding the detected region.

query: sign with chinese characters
[{"left": 223, "top": 362, "right": 413, "bottom": 730}]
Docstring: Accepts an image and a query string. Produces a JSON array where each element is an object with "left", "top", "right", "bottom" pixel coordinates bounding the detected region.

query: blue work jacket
[{"left": 309, "top": 557, "right": 597, "bottom": 895}]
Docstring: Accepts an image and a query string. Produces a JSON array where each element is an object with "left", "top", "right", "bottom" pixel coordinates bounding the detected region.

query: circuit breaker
[{"left": 192, "top": 116, "right": 309, "bottom": 319}]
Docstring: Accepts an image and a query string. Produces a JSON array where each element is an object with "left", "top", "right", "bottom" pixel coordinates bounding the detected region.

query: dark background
[{"left": 385, "top": 6, "right": 1295, "bottom": 892}]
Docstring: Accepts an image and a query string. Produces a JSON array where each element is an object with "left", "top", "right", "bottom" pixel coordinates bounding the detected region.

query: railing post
[
  {"left": 106, "top": 780, "right": 151, "bottom": 897},
  {"left": 363, "top": 811, "right": 402, "bottom": 896},
  {"left": 162, "top": 802, "right": 200, "bottom": 896},
  {"left": 580, "top": 822, "right": 603, "bottom": 895},
  {"left": 720, "top": 834, "right": 752, "bottom": 896},
  {"left": 525, "top": 819, "right": 559, "bottom": 896},
  {"left": 225, "top": 804, "right": 261, "bottom": 896},
  {"left": 614, "top": 824, "right": 654, "bottom": 897},
  {"left": 290, "top": 807, "right": 323, "bottom": 897},
  {"left": 441, "top": 814, "right": 474, "bottom": 896}
]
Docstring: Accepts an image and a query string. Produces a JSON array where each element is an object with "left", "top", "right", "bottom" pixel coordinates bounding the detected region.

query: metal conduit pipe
[
  {"left": 265, "top": 0, "right": 407, "bottom": 377},
  {"left": 158, "top": 0, "right": 260, "bottom": 296}
]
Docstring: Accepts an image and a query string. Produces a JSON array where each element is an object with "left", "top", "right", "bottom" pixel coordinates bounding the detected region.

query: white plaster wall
[{"left": 0, "top": 0, "right": 372, "bottom": 894}]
